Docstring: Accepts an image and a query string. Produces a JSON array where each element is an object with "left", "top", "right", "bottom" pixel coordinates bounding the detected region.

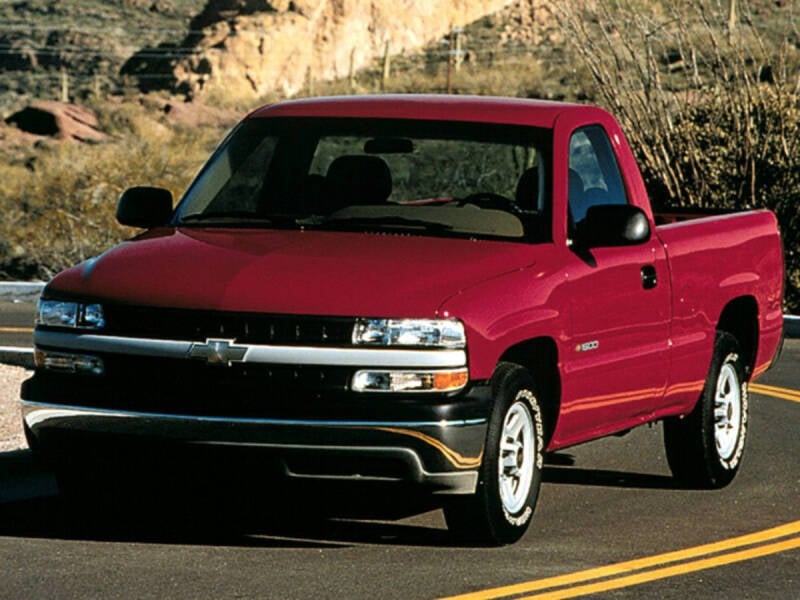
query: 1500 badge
[{"left": 576, "top": 340, "right": 600, "bottom": 352}]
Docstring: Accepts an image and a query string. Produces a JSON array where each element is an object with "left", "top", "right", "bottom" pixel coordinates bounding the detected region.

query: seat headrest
[
  {"left": 326, "top": 155, "right": 392, "bottom": 208},
  {"left": 515, "top": 167, "right": 539, "bottom": 212}
]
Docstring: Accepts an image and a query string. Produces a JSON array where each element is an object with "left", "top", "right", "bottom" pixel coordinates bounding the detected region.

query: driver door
[{"left": 559, "top": 126, "right": 670, "bottom": 443}]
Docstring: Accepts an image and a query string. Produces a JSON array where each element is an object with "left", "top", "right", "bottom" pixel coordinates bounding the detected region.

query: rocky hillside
[
  {"left": 3, "top": 0, "right": 795, "bottom": 113},
  {"left": 0, "top": 0, "right": 566, "bottom": 110},
  {"left": 123, "top": 0, "right": 521, "bottom": 102},
  {"left": 0, "top": 0, "right": 207, "bottom": 115}
]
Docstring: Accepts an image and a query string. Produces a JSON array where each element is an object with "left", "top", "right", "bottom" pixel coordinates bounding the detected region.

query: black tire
[
  {"left": 444, "top": 362, "right": 544, "bottom": 545},
  {"left": 663, "top": 331, "right": 749, "bottom": 488}
]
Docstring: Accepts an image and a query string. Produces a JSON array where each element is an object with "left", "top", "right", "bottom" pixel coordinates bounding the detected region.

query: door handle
[{"left": 641, "top": 265, "right": 658, "bottom": 290}]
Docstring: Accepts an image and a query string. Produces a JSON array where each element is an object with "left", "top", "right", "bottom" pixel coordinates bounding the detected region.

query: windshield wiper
[
  {"left": 322, "top": 216, "right": 453, "bottom": 233},
  {"left": 179, "top": 211, "right": 297, "bottom": 226}
]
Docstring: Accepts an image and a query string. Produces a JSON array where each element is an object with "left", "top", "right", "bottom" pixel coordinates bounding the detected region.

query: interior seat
[
  {"left": 515, "top": 166, "right": 540, "bottom": 213},
  {"left": 325, "top": 155, "right": 392, "bottom": 212}
]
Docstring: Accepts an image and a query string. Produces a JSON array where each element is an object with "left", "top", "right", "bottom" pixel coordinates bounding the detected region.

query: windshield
[{"left": 175, "top": 117, "right": 551, "bottom": 242}]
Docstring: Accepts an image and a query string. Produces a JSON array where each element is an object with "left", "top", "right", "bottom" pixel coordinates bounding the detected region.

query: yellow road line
[
  {"left": 442, "top": 382, "right": 800, "bottom": 600},
  {"left": 439, "top": 520, "right": 800, "bottom": 600},
  {"left": 0, "top": 326, "right": 33, "bottom": 334},
  {"left": 750, "top": 383, "right": 800, "bottom": 403},
  {"left": 523, "top": 536, "right": 800, "bottom": 599}
]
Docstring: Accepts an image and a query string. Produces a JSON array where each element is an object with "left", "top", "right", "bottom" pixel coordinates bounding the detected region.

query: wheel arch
[
  {"left": 498, "top": 337, "right": 561, "bottom": 446},
  {"left": 716, "top": 296, "right": 759, "bottom": 378}
]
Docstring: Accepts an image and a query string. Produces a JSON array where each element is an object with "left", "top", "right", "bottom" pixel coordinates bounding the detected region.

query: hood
[{"left": 47, "top": 228, "right": 536, "bottom": 317}]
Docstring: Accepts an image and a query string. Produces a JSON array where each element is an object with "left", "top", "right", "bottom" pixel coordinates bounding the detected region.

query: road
[
  {"left": 0, "top": 299, "right": 798, "bottom": 598},
  {"left": 0, "top": 298, "right": 35, "bottom": 348}
]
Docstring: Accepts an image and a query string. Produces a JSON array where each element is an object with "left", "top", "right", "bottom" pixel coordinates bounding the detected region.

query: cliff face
[{"left": 156, "top": 0, "right": 516, "bottom": 101}]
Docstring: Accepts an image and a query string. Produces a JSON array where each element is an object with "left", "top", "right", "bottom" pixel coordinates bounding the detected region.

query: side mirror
[
  {"left": 575, "top": 204, "right": 651, "bottom": 248},
  {"left": 116, "top": 187, "right": 173, "bottom": 228}
]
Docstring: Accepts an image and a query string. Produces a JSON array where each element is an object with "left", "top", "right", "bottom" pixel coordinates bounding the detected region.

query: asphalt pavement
[
  {"left": 0, "top": 283, "right": 798, "bottom": 598},
  {"left": 0, "top": 299, "right": 36, "bottom": 347},
  {"left": 0, "top": 283, "right": 40, "bottom": 366}
]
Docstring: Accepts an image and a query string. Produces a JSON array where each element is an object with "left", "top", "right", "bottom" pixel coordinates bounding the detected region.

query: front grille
[
  {"left": 101, "top": 304, "right": 356, "bottom": 346},
  {"left": 31, "top": 354, "right": 353, "bottom": 418}
]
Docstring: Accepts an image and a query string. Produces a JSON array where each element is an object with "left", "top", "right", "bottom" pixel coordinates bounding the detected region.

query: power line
[
  {"left": 0, "top": 23, "right": 206, "bottom": 36},
  {"left": 0, "top": 41, "right": 541, "bottom": 57}
]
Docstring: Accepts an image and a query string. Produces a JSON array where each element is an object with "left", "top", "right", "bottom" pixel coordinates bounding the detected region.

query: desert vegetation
[
  {"left": 1, "top": 0, "right": 798, "bottom": 310},
  {"left": 556, "top": 0, "right": 800, "bottom": 310},
  {"left": 0, "top": 99, "right": 226, "bottom": 279}
]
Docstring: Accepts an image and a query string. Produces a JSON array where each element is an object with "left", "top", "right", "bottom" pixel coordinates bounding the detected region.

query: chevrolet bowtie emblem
[{"left": 188, "top": 339, "right": 247, "bottom": 366}]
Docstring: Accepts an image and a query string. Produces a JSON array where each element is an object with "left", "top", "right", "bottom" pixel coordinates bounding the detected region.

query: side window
[{"left": 568, "top": 126, "right": 628, "bottom": 223}]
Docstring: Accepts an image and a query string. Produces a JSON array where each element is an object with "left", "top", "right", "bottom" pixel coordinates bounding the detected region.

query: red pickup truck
[{"left": 23, "top": 95, "right": 784, "bottom": 545}]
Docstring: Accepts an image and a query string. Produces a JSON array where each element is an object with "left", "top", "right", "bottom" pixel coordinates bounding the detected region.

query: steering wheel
[{"left": 457, "top": 192, "right": 520, "bottom": 214}]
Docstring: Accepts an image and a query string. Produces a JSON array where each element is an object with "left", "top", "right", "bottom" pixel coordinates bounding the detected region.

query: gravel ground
[{"left": 0, "top": 364, "right": 28, "bottom": 451}]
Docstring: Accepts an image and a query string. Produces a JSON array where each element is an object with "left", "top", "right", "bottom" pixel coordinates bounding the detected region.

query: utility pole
[
  {"left": 349, "top": 47, "right": 356, "bottom": 91},
  {"left": 446, "top": 29, "right": 453, "bottom": 94},
  {"left": 446, "top": 27, "right": 464, "bottom": 93},
  {"left": 454, "top": 27, "right": 463, "bottom": 73},
  {"left": 306, "top": 65, "right": 314, "bottom": 96},
  {"left": 728, "top": 0, "right": 737, "bottom": 42},
  {"left": 381, "top": 41, "right": 391, "bottom": 91},
  {"left": 60, "top": 67, "right": 69, "bottom": 102}
]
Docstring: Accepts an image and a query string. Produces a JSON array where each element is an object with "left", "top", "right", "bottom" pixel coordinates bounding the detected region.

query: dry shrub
[
  {"left": 298, "top": 44, "right": 548, "bottom": 99},
  {"left": 556, "top": 0, "right": 800, "bottom": 311},
  {"left": 0, "top": 101, "right": 226, "bottom": 280}
]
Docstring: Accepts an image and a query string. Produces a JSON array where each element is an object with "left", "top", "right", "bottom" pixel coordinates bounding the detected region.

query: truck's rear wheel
[
  {"left": 663, "top": 331, "right": 748, "bottom": 488},
  {"left": 444, "top": 362, "right": 543, "bottom": 545}
]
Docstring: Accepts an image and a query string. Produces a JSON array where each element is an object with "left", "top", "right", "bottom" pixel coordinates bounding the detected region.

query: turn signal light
[{"left": 434, "top": 370, "right": 469, "bottom": 391}]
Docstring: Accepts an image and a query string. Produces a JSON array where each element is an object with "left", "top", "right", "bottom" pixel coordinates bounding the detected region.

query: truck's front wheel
[
  {"left": 444, "top": 362, "right": 543, "bottom": 545},
  {"left": 663, "top": 331, "right": 748, "bottom": 488}
]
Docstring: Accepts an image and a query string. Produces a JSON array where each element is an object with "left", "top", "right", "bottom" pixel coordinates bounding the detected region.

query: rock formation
[
  {"left": 5, "top": 101, "right": 108, "bottom": 143},
  {"left": 124, "top": 0, "right": 516, "bottom": 102}
]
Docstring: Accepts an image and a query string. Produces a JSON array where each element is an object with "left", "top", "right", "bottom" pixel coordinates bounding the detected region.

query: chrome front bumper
[{"left": 22, "top": 400, "right": 486, "bottom": 495}]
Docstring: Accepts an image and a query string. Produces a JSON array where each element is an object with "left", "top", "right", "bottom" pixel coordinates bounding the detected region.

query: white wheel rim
[
  {"left": 714, "top": 363, "right": 742, "bottom": 460},
  {"left": 498, "top": 398, "right": 535, "bottom": 515}
]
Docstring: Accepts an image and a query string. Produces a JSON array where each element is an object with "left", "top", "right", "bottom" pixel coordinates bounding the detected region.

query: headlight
[
  {"left": 36, "top": 299, "right": 105, "bottom": 330},
  {"left": 352, "top": 318, "right": 465, "bottom": 348}
]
